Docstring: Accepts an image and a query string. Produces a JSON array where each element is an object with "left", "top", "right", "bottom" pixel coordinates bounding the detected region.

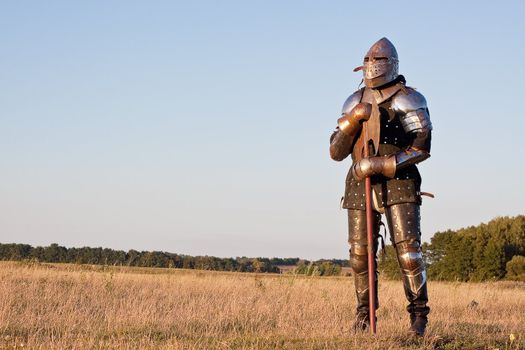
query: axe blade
[
  {"left": 354, "top": 99, "right": 381, "bottom": 160},
  {"left": 368, "top": 98, "right": 381, "bottom": 156}
]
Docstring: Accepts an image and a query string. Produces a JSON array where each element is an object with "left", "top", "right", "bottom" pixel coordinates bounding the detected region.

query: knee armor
[{"left": 396, "top": 239, "right": 427, "bottom": 296}]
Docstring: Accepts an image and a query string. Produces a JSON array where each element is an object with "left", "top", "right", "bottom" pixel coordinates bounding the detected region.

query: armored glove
[
  {"left": 329, "top": 102, "right": 373, "bottom": 161},
  {"left": 351, "top": 155, "right": 396, "bottom": 181},
  {"left": 337, "top": 102, "right": 372, "bottom": 136}
]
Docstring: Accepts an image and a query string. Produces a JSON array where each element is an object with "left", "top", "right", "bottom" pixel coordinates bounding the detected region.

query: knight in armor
[{"left": 329, "top": 38, "right": 432, "bottom": 336}]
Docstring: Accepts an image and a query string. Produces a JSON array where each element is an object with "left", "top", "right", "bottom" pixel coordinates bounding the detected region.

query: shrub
[{"left": 506, "top": 255, "right": 525, "bottom": 281}]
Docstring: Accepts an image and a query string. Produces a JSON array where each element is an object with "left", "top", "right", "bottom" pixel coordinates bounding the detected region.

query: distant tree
[
  {"left": 307, "top": 263, "right": 320, "bottom": 276},
  {"left": 424, "top": 230, "right": 454, "bottom": 268},
  {"left": 43, "top": 243, "right": 68, "bottom": 263},
  {"left": 0, "top": 244, "right": 32, "bottom": 261},
  {"left": 378, "top": 245, "right": 401, "bottom": 280},
  {"left": 251, "top": 259, "right": 263, "bottom": 273},
  {"left": 472, "top": 237, "right": 506, "bottom": 281},
  {"left": 29, "top": 246, "right": 45, "bottom": 261},
  {"left": 506, "top": 255, "right": 525, "bottom": 281},
  {"left": 182, "top": 256, "right": 194, "bottom": 269},
  {"left": 126, "top": 250, "right": 140, "bottom": 266},
  {"left": 294, "top": 260, "right": 309, "bottom": 274},
  {"left": 426, "top": 232, "right": 474, "bottom": 281},
  {"left": 270, "top": 257, "right": 300, "bottom": 266},
  {"left": 318, "top": 261, "right": 341, "bottom": 276},
  {"left": 425, "top": 216, "right": 525, "bottom": 282}
]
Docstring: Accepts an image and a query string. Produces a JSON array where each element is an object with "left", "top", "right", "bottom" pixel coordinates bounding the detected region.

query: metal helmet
[{"left": 360, "top": 37, "right": 399, "bottom": 88}]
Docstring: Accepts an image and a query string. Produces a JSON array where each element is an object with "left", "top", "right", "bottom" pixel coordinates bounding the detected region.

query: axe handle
[{"left": 363, "top": 121, "right": 377, "bottom": 334}]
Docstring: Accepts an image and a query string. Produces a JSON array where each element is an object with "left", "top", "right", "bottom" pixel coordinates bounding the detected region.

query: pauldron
[
  {"left": 391, "top": 89, "right": 432, "bottom": 135},
  {"left": 341, "top": 89, "right": 364, "bottom": 116},
  {"left": 329, "top": 89, "right": 364, "bottom": 161}
]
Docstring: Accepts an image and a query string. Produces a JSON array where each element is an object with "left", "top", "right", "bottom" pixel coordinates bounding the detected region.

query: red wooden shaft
[{"left": 363, "top": 122, "right": 377, "bottom": 334}]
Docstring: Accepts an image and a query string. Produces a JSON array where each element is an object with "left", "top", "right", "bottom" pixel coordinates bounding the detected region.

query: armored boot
[
  {"left": 351, "top": 267, "right": 379, "bottom": 332},
  {"left": 353, "top": 311, "right": 378, "bottom": 332},
  {"left": 347, "top": 209, "right": 380, "bottom": 332},
  {"left": 409, "top": 313, "right": 428, "bottom": 336},
  {"left": 386, "top": 203, "right": 430, "bottom": 336},
  {"left": 353, "top": 311, "right": 370, "bottom": 332},
  {"left": 407, "top": 283, "right": 430, "bottom": 336}
]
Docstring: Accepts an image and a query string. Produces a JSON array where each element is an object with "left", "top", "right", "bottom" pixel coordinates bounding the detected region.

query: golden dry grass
[{"left": 0, "top": 261, "right": 524, "bottom": 350}]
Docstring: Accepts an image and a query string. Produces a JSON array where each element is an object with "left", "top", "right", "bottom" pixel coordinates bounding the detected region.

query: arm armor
[
  {"left": 395, "top": 147, "right": 430, "bottom": 170},
  {"left": 391, "top": 88, "right": 432, "bottom": 170},
  {"left": 329, "top": 128, "right": 353, "bottom": 161},
  {"left": 329, "top": 90, "right": 363, "bottom": 161}
]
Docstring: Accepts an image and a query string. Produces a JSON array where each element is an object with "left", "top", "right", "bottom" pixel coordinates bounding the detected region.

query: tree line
[
  {"left": 0, "top": 243, "right": 347, "bottom": 275},
  {"left": 378, "top": 215, "right": 525, "bottom": 282},
  {"left": 2, "top": 215, "right": 525, "bottom": 281}
]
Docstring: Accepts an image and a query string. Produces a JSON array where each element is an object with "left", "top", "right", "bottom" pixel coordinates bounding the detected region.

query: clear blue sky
[{"left": 1, "top": 1, "right": 524, "bottom": 259}]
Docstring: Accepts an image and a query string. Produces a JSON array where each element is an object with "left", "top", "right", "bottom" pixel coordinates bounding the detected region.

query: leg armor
[
  {"left": 385, "top": 203, "right": 430, "bottom": 323},
  {"left": 347, "top": 209, "right": 381, "bottom": 318}
]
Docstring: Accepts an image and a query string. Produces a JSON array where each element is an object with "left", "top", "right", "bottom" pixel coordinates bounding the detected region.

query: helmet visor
[{"left": 363, "top": 57, "right": 397, "bottom": 80}]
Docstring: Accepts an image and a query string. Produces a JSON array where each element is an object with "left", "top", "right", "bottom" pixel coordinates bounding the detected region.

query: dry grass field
[{"left": 1, "top": 261, "right": 524, "bottom": 350}]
